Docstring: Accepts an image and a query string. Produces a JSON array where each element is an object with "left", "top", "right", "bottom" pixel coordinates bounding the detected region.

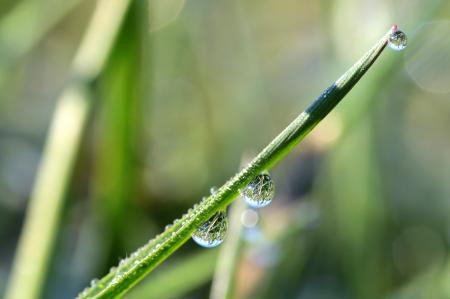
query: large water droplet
[
  {"left": 388, "top": 27, "right": 407, "bottom": 51},
  {"left": 192, "top": 210, "right": 228, "bottom": 248},
  {"left": 241, "top": 173, "right": 275, "bottom": 208}
]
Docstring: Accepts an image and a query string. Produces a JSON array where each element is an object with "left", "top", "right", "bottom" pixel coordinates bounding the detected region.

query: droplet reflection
[
  {"left": 241, "top": 173, "right": 275, "bottom": 208},
  {"left": 192, "top": 210, "right": 228, "bottom": 248}
]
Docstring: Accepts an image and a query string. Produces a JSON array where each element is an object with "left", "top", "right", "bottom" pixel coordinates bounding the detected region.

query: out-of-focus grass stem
[{"left": 209, "top": 193, "right": 246, "bottom": 299}]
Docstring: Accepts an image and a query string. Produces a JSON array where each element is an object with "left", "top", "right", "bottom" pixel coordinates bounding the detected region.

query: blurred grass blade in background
[
  {"left": 93, "top": 0, "right": 148, "bottom": 272},
  {"left": 4, "top": 1, "right": 131, "bottom": 299},
  {"left": 209, "top": 195, "right": 246, "bottom": 299},
  {"left": 77, "top": 27, "right": 393, "bottom": 299},
  {"left": 209, "top": 156, "right": 248, "bottom": 299}
]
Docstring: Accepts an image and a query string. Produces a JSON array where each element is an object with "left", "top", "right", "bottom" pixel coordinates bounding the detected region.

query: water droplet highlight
[
  {"left": 241, "top": 173, "right": 275, "bottom": 208},
  {"left": 192, "top": 210, "right": 228, "bottom": 248},
  {"left": 388, "top": 28, "right": 407, "bottom": 51}
]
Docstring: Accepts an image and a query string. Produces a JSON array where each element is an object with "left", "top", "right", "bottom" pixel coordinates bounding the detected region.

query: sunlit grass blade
[
  {"left": 77, "top": 28, "right": 392, "bottom": 299},
  {"left": 4, "top": 1, "right": 131, "bottom": 299}
]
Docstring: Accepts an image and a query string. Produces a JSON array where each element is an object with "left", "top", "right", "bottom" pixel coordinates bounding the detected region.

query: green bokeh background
[{"left": 1, "top": 0, "right": 450, "bottom": 298}]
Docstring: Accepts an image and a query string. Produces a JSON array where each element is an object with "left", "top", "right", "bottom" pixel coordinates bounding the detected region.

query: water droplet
[
  {"left": 388, "top": 27, "right": 407, "bottom": 51},
  {"left": 118, "top": 258, "right": 127, "bottom": 267},
  {"left": 77, "top": 287, "right": 89, "bottom": 299},
  {"left": 241, "top": 173, "right": 275, "bottom": 208},
  {"left": 210, "top": 186, "right": 218, "bottom": 195},
  {"left": 192, "top": 210, "right": 228, "bottom": 248},
  {"left": 90, "top": 278, "right": 99, "bottom": 287}
]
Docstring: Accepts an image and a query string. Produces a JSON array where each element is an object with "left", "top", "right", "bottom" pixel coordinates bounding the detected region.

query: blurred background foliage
[{"left": 1, "top": 0, "right": 450, "bottom": 298}]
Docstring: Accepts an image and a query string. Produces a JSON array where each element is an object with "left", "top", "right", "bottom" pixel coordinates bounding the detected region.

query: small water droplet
[
  {"left": 77, "top": 287, "right": 89, "bottom": 299},
  {"left": 90, "top": 278, "right": 99, "bottom": 287},
  {"left": 210, "top": 186, "right": 218, "bottom": 195},
  {"left": 388, "top": 28, "right": 407, "bottom": 51},
  {"left": 192, "top": 210, "right": 228, "bottom": 248},
  {"left": 119, "top": 258, "right": 126, "bottom": 267},
  {"left": 241, "top": 173, "right": 275, "bottom": 208}
]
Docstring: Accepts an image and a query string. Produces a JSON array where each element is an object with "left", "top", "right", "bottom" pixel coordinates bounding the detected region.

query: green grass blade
[
  {"left": 94, "top": 0, "right": 147, "bottom": 265},
  {"left": 77, "top": 28, "right": 392, "bottom": 299},
  {"left": 4, "top": 1, "right": 131, "bottom": 299}
]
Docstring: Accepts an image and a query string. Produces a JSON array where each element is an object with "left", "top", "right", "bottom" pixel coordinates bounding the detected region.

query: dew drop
[
  {"left": 192, "top": 210, "right": 228, "bottom": 248},
  {"left": 118, "top": 258, "right": 126, "bottom": 267},
  {"left": 76, "top": 287, "right": 89, "bottom": 299},
  {"left": 210, "top": 186, "right": 218, "bottom": 195},
  {"left": 388, "top": 27, "right": 407, "bottom": 51},
  {"left": 90, "top": 278, "right": 99, "bottom": 288},
  {"left": 241, "top": 173, "right": 275, "bottom": 208}
]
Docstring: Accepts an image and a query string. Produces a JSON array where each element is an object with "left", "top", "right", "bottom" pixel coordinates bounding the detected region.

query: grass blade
[
  {"left": 77, "top": 28, "right": 392, "bottom": 299},
  {"left": 93, "top": 0, "right": 147, "bottom": 267}
]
